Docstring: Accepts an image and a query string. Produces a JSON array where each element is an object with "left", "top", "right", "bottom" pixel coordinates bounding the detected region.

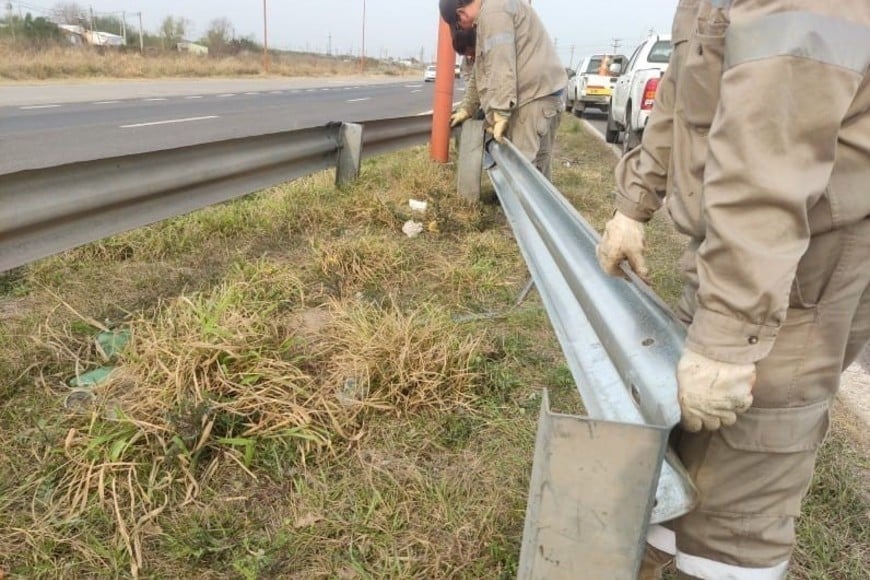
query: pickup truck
[
  {"left": 606, "top": 34, "right": 673, "bottom": 153},
  {"left": 566, "top": 53, "right": 626, "bottom": 116}
]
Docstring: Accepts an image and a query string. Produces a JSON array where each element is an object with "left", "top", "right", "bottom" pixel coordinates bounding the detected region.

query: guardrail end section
[
  {"left": 336, "top": 122, "right": 363, "bottom": 188},
  {"left": 518, "top": 390, "right": 667, "bottom": 580},
  {"left": 456, "top": 119, "right": 485, "bottom": 202}
]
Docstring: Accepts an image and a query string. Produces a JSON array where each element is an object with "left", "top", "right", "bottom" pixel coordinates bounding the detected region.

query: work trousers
[
  {"left": 660, "top": 218, "right": 870, "bottom": 578},
  {"left": 506, "top": 94, "right": 562, "bottom": 182}
]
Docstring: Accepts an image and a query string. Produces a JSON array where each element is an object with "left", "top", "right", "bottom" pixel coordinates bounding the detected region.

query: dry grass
[
  {"left": 0, "top": 115, "right": 866, "bottom": 579},
  {"left": 0, "top": 44, "right": 414, "bottom": 80}
]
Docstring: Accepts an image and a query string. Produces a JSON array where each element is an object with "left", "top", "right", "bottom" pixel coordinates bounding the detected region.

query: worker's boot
[{"left": 637, "top": 544, "right": 673, "bottom": 580}]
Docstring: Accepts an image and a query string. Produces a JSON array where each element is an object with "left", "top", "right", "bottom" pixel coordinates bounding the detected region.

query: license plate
[{"left": 586, "top": 88, "right": 611, "bottom": 96}]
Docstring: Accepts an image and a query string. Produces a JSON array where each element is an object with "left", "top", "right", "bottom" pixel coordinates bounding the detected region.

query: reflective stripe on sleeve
[
  {"left": 484, "top": 32, "right": 515, "bottom": 52},
  {"left": 676, "top": 551, "right": 789, "bottom": 580},
  {"left": 725, "top": 11, "right": 870, "bottom": 73}
]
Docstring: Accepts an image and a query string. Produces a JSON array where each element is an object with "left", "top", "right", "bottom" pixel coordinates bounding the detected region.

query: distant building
[
  {"left": 58, "top": 24, "right": 124, "bottom": 47},
  {"left": 177, "top": 41, "right": 209, "bottom": 56}
]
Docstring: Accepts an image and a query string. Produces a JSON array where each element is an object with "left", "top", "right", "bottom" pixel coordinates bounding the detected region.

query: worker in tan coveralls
[
  {"left": 438, "top": 0, "right": 567, "bottom": 181},
  {"left": 597, "top": 0, "right": 870, "bottom": 578}
]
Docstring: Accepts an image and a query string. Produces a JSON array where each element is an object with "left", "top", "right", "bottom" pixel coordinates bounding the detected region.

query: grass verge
[{"left": 0, "top": 115, "right": 866, "bottom": 579}]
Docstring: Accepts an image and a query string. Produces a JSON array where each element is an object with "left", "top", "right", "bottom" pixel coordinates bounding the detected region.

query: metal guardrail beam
[
  {"left": 0, "top": 115, "right": 437, "bottom": 273},
  {"left": 487, "top": 140, "right": 696, "bottom": 524}
]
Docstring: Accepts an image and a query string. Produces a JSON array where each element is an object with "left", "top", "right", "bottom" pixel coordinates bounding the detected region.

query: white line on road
[
  {"left": 410, "top": 90, "right": 422, "bottom": 94},
  {"left": 120, "top": 115, "right": 219, "bottom": 129},
  {"left": 405, "top": 84, "right": 423, "bottom": 88},
  {"left": 20, "top": 104, "right": 61, "bottom": 110},
  {"left": 144, "top": 98, "right": 167, "bottom": 101},
  {"left": 217, "top": 93, "right": 236, "bottom": 98},
  {"left": 347, "top": 97, "right": 371, "bottom": 103},
  {"left": 269, "top": 90, "right": 283, "bottom": 94},
  {"left": 93, "top": 100, "right": 120, "bottom": 104},
  {"left": 185, "top": 95, "right": 203, "bottom": 99},
  {"left": 244, "top": 92, "right": 260, "bottom": 95}
]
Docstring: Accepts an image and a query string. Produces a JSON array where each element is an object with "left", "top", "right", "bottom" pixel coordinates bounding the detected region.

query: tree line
[{"left": 0, "top": 1, "right": 261, "bottom": 55}]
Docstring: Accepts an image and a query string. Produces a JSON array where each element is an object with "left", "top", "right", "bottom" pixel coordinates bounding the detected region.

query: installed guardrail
[{"left": 0, "top": 115, "right": 436, "bottom": 273}]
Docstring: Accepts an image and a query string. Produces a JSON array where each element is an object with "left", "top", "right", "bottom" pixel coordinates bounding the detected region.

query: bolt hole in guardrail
[{"left": 630, "top": 383, "right": 642, "bottom": 406}]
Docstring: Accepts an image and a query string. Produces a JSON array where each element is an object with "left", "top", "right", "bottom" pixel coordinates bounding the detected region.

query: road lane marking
[
  {"left": 20, "top": 104, "right": 61, "bottom": 109},
  {"left": 144, "top": 98, "right": 167, "bottom": 101},
  {"left": 120, "top": 115, "right": 220, "bottom": 129},
  {"left": 244, "top": 92, "right": 260, "bottom": 95},
  {"left": 185, "top": 95, "right": 203, "bottom": 99},
  {"left": 347, "top": 97, "right": 371, "bottom": 103},
  {"left": 405, "top": 84, "right": 422, "bottom": 88},
  {"left": 269, "top": 90, "right": 283, "bottom": 94},
  {"left": 93, "top": 100, "right": 120, "bottom": 104},
  {"left": 217, "top": 93, "right": 236, "bottom": 98},
  {"left": 411, "top": 90, "right": 421, "bottom": 94}
]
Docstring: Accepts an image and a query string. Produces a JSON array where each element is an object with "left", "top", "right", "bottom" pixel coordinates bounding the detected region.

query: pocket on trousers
[
  {"left": 535, "top": 104, "right": 558, "bottom": 138},
  {"left": 690, "top": 401, "right": 831, "bottom": 517},
  {"left": 677, "top": 14, "right": 728, "bottom": 129},
  {"left": 719, "top": 401, "right": 830, "bottom": 454}
]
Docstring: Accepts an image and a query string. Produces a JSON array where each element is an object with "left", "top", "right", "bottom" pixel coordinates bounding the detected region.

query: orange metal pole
[{"left": 430, "top": 19, "right": 455, "bottom": 163}]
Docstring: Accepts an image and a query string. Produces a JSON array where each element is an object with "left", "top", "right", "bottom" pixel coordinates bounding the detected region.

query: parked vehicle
[
  {"left": 423, "top": 64, "right": 437, "bottom": 82},
  {"left": 606, "top": 34, "right": 673, "bottom": 153},
  {"left": 565, "top": 53, "right": 627, "bottom": 116}
]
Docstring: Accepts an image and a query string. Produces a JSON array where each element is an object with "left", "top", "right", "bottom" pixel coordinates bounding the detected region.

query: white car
[
  {"left": 423, "top": 65, "right": 437, "bottom": 82},
  {"left": 607, "top": 34, "right": 673, "bottom": 153}
]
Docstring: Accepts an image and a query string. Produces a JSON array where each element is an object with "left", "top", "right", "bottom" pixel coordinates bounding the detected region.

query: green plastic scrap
[
  {"left": 69, "top": 366, "right": 115, "bottom": 388},
  {"left": 96, "top": 328, "right": 131, "bottom": 360},
  {"left": 66, "top": 329, "right": 130, "bottom": 389}
]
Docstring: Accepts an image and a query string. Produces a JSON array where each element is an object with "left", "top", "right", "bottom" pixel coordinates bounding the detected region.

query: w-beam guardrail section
[
  {"left": 486, "top": 139, "right": 697, "bottom": 580},
  {"left": 0, "top": 116, "right": 436, "bottom": 273}
]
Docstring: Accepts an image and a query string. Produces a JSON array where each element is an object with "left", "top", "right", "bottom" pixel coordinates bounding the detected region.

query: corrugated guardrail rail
[
  {"left": 0, "top": 115, "right": 436, "bottom": 273},
  {"left": 487, "top": 139, "right": 696, "bottom": 523}
]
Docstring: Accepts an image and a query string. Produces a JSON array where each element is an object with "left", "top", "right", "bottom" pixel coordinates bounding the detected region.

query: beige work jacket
[
  {"left": 473, "top": 0, "right": 566, "bottom": 117},
  {"left": 615, "top": 0, "right": 870, "bottom": 364}
]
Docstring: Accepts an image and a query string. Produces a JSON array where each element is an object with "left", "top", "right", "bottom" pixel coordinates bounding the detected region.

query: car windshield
[
  {"left": 647, "top": 40, "right": 673, "bottom": 63},
  {"left": 584, "top": 57, "right": 604, "bottom": 74},
  {"left": 427, "top": 65, "right": 436, "bottom": 71}
]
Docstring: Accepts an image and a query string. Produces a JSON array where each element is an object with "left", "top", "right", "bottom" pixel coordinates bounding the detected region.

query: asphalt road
[{"left": 0, "top": 76, "right": 459, "bottom": 174}]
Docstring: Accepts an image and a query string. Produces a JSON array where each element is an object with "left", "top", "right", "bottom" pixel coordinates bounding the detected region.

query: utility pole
[
  {"left": 327, "top": 32, "right": 332, "bottom": 56},
  {"left": 89, "top": 5, "right": 94, "bottom": 31},
  {"left": 262, "top": 0, "right": 270, "bottom": 73},
  {"left": 611, "top": 38, "right": 622, "bottom": 54},
  {"left": 121, "top": 11, "right": 127, "bottom": 44},
  {"left": 360, "top": 0, "right": 366, "bottom": 73},
  {"left": 137, "top": 11, "right": 143, "bottom": 54},
  {"left": 569, "top": 44, "right": 576, "bottom": 69}
]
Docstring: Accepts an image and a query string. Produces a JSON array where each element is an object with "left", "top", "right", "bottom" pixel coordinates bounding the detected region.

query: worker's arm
[
  {"left": 613, "top": 0, "right": 697, "bottom": 222},
  {"left": 478, "top": 8, "right": 518, "bottom": 116},
  {"left": 687, "top": 5, "right": 867, "bottom": 364},
  {"left": 460, "top": 65, "right": 480, "bottom": 115}
]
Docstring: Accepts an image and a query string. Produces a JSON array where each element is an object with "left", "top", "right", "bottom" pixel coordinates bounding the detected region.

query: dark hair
[
  {"left": 439, "top": 0, "right": 473, "bottom": 25},
  {"left": 451, "top": 27, "right": 476, "bottom": 56}
]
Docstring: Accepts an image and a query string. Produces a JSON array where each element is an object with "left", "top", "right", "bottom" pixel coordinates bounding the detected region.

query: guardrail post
[
  {"left": 336, "top": 122, "right": 363, "bottom": 187},
  {"left": 456, "top": 119, "right": 485, "bottom": 201}
]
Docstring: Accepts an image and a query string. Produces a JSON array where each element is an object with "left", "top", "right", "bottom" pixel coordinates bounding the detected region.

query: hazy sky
[{"left": 28, "top": 0, "right": 677, "bottom": 65}]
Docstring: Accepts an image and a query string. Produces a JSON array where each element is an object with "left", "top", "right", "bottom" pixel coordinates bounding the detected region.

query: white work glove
[
  {"left": 489, "top": 111, "right": 510, "bottom": 143},
  {"left": 677, "top": 349, "right": 756, "bottom": 432},
  {"left": 596, "top": 211, "right": 649, "bottom": 281},
  {"left": 450, "top": 108, "right": 472, "bottom": 127}
]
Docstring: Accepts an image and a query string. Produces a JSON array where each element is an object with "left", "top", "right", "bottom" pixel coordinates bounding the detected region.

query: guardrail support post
[
  {"left": 518, "top": 390, "right": 666, "bottom": 580},
  {"left": 336, "top": 122, "right": 363, "bottom": 187},
  {"left": 456, "top": 119, "right": 485, "bottom": 201}
]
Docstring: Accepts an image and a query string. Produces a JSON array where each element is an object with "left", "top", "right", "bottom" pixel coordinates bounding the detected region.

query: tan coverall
[
  {"left": 614, "top": 0, "right": 870, "bottom": 577},
  {"left": 471, "top": 0, "right": 567, "bottom": 180}
]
